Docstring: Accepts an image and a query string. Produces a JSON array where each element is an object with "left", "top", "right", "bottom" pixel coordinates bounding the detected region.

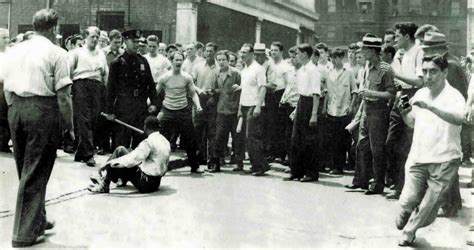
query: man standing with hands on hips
[{"left": 1, "top": 9, "right": 74, "bottom": 247}]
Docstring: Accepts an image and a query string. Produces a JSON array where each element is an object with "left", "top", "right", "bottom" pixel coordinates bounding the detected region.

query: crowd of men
[{"left": 0, "top": 8, "right": 473, "bottom": 247}]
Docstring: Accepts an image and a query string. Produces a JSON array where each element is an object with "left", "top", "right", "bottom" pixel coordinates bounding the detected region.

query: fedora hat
[
  {"left": 361, "top": 34, "right": 382, "bottom": 48},
  {"left": 421, "top": 31, "right": 449, "bottom": 48},
  {"left": 254, "top": 43, "right": 266, "bottom": 54}
]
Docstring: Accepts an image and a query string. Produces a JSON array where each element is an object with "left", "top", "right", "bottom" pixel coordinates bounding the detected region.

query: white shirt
[
  {"left": 407, "top": 82, "right": 464, "bottom": 165},
  {"left": 397, "top": 44, "right": 423, "bottom": 89},
  {"left": 182, "top": 56, "right": 205, "bottom": 75},
  {"left": 296, "top": 61, "right": 321, "bottom": 97},
  {"left": 0, "top": 35, "right": 72, "bottom": 100},
  {"left": 280, "top": 66, "right": 299, "bottom": 107},
  {"left": 240, "top": 60, "right": 266, "bottom": 106},
  {"left": 270, "top": 59, "right": 292, "bottom": 91},
  {"left": 144, "top": 54, "right": 172, "bottom": 83},
  {"left": 109, "top": 131, "right": 171, "bottom": 177},
  {"left": 69, "top": 47, "right": 108, "bottom": 83}
]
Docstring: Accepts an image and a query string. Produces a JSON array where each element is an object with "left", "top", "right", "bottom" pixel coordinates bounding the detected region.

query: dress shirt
[
  {"left": 240, "top": 60, "right": 266, "bottom": 106},
  {"left": 182, "top": 56, "right": 205, "bottom": 75},
  {"left": 102, "top": 46, "right": 124, "bottom": 67},
  {"left": 397, "top": 44, "right": 423, "bottom": 89},
  {"left": 216, "top": 67, "right": 241, "bottom": 115},
  {"left": 144, "top": 54, "right": 172, "bottom": 83},
  {"left": 280, "top": 66, "right": 299, "bottom": 107},
  {"left": 326, "top": 67, "right": 358, "bottom": 117},
  {"left": 361, "top": 60, "right": 396, "bottom": 102},
  {"left": 1, "top": 35, "right": 72, "bottom": 101},
  {"left": 109, "top": 131, "right": 171, "bottom": 176},
  {"left": 271, "top": 60, "right": 292, "bottom": 91},
  {"left": 192, "top": 60, "right": 219, "bottom": 90},
  {"left": 296, "top": 61, "right": 321, "bottom": 97}
]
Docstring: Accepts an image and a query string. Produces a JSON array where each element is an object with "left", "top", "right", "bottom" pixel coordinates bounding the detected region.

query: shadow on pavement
[{"left": 105, "top": 185, "right": 177, "bottom": 198}]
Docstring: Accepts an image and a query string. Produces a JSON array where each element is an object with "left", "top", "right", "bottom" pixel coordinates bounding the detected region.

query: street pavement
[{"left": 0, "top": 151, "right": 472, "bottom": 248}]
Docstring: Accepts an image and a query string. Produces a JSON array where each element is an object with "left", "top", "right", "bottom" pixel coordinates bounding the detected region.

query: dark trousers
[
  {"left": 94, "top": 84, "right": 112, "bottom": 152},
  {"left": 103, "top": 146, "right": 162, "bottom": 193},
  {"left": 72, "top": 79, "right": 100, "bottom": 160},
  {"left": 9, "top": 95, "right": 60, "bottom": 243},
  {"left": 386, "top": 88, "right": 416, "bottom": 191},
  {"left": 113, "top": 100, "right": 148, "bottom": 149},
  {"left": 212, "top": 113, "right": 245, "bottom": 163},
  {"left": 280, "top": 103, "right": 295, "bottom": 161},
  {"left": 352, "top": 104, "right": 390, "bottom": 191},
  {"left": 461, "top": 124, "right": 472, "bottom": 160},
  {"left": 159, "top": 106, "right": 199, "bottom": 170},
  {"left": 193, "top": 95, "right": 217, "bottom": 163},
  {"left": 241, "top": 106, "right": 269, "bottom": 172},
  {"left": 318, "top": 97, "right": 331, "bottom": 169},
  {"left": 327, "top": 115, "right": 352, "bottom": 172},
  {"left": 289, "top": 96, "right": 319, "bottom": 179},
  {"left": 0, "top": 81, "right": 10, "bottom": 151},
  {"left": 263, "top": 89, "right": 285, "bottom": 158}
]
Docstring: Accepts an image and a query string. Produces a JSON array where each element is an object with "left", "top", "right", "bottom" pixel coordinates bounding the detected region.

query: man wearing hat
[
  {"left": 105, "top": 29, "right": 159, "bottom": 150},
  {"left": 422, "top": 31, "right": 469, "bottom": 218},
  {"left": 345, "top": 34, "right": 396, "bottom": 195},
  {"left": 137, "top": 36, "right": 148, "bottom": 56}
]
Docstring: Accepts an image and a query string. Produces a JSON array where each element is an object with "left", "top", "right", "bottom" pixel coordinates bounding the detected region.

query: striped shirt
[{"left": 0, "top": 35, "right": 72, "bottom": 100}]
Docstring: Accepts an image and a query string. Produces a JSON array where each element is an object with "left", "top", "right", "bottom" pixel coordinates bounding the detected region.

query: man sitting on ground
[{"left": 88, "top": 116, "right": 170, "bottom": 193}]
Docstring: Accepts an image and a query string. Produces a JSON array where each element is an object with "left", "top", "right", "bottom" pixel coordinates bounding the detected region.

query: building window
[
  {"left": 359, "top": 2, "right": 372, "bottom": 14},
  {"left": 327, "top": 26, "right": 336, "bottom": 40},
  {"left": 408, "top": 0, "right": 422, "bottom": 14},
  {"left": 328, "top": 0, "right": 336, "bottom": 13},
  {"left": 97, "top": 11, "right": 125, "bottom": 31},
  {"left": 451, "top": 0, "right": 460, "bottom": 16}
]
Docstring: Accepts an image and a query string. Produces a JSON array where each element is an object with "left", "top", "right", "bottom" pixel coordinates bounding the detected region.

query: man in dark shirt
[
  {"left": 209, "top": 50, "right": 244, "bottom": 172},
  {"left": 105, "top": 29, "right": 159, "bottom": 149}
]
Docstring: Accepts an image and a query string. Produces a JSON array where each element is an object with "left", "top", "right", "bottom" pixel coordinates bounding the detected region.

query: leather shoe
[
  {"left": 386, "top": 192, "right": 400, "bottom": 200},
  {"left": 44, "top": 220, "right": 55, "bottom": 230},
  {"left": 283, "top": 175, "right": 299, "bottom": 181},
  {"left": 398, "top": 233, "right": 416, "bottom": 247},
  {"left": 208, "top": 167, "right": 220, "bottom": 173},
  {"left": 329, "top": 169, "right": 343, "bottom": 175},
  {"left": 12, "top": 235, "right": 45, "bottom": 247},
  {"left": 252, "top": 171, "right": 267, "bottom": 176},
  {"left": 86, "top": 157, "right": 96, "bottom": 167},
  {"left": 87, "top": 183, "right": 109, "bottom": 193},
  {"left": 300, "top": 176, "right": 317, "bottom": 182},
  {"left": 364, "top": 188, "right": 383, "bottom": 195},
  {"left": 191, "top": 168, "right": 203, "bottom": 174},
  {"left": 344, "top": 184, "right": 362, "bottom": 189},
  {"left": 396, "top": 211, "right": 411, "bottom": 230}
]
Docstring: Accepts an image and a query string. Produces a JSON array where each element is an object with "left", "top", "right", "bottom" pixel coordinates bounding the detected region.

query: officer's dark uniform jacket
[{"left": 106, "top": 51, "right": 159, "bottom": 117}]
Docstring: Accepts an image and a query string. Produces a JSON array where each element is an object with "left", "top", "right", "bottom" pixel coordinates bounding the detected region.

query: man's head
[
  {"left": 296, "top": 43, "right": 313, "bottom": 65},
  {"left": 311, "top": 47, "right": 320, "bottom": 65},
  {"left": 175, "top": 43, "right": 183, "bottom": 53},
  {"left": 394, "top": 22, "right": 418, "bottom": 49},
  {"left": 421, "top": 32, "right": 449, "bottom": 57},
  {"left": 158, "top": 42, "right": 166, "bottom": 55},
  {"left": 195, "top": 41, "right": 204, "bottom": 57},
  {"left": 215, "top": 50, "right": 230, "bottom": 69},
  {"left": 270, "top": 41, "right": 284, "bottom": 61},
  {"left": 185, "top": 42, "right": 196, "bottom": 58},
  {"left": 109, "top": 29, "right": 122, "bottom": 51},
  {"left": 381, "top": 44, "right": 396, "bottom": 63},
  {"left": 205, "top": 42, "right": 218, "bottom": 63},
  {"left": 329, "top": 48, "right": 345, "bottom": 68},
  {"left": 84, "top": 26, "right": 100, "bottom": 50},
  {"left": 166, "top": 44, "right": 178, "bottom": 60},
  {"left": 146, "top": 35, "right": 159, "bottom": 56},
  {"left": 240, "top": 43, "right": 254, "bottom": 64},
  {"left": 137, "top": 37, "right": 148, "bottom": 55},
  {"left": 347, "top": 43, "right": 360, "bottom": 64},
  {"left": 70, "top": 34, "right": 84, "bottom": 49},
  {"left": 0, "top": 28, "right": 10, "bottom": 51},
  {"left": 415, "top": 24, "right": 440, "bottom": 45},
  {"left": 170, "top": 51, "right": 185, "bottom": 71},
  {"left": 356, "top": 49, "right": 366, "bottom": 66},
  {"left": 254, "top": 43, "right": 267, "bottom": 65},
  {"left": 361, "top": 34, "right": 382, "bottom": 61},
  {"left": 122, "top": 29, "right": 142, "bottom": 54},
  {"left": 315, "top": 42, "right": 329, "bottom": 63},
  {"left": 144, "top": 116, "right": 160, "bottom": 135},
  {"left": 32, "top": 9, "right": 59, "bottom": 41},
  {"left": 228, "top": 52, "right": 237, "bottom": 67},
  {"left": 384, "top": 29, "right": 396, "bottom": 47},
  {"left": 288, "top": 46, "right": 300, "bottom": 67},
  {"left": 98, "top": 31, "right": 109, "bottom": 49},
  {"left": 422, "top": 54, "right": 448, "bottom": 90}
]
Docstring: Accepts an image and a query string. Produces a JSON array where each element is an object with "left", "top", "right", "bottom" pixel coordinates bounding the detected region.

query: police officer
[{"left": 105, "top": 29, "right": 159, "bottom": 149}]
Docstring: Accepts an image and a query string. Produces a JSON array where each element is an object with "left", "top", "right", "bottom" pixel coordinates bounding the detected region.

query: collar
[
  {"left": 368, "top": 59, "right": 381, "bottom": 70},
  {"left": 220, "top": 67, "right": 233, "bottom": 77}
]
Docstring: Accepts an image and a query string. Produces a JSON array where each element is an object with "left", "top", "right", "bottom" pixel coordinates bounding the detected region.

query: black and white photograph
[{"left": 0, "top": 0, "right": 473, "bottom": 248}]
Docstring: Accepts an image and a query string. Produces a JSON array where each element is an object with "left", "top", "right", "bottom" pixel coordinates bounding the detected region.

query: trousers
[
  {"left": 241, "top": 106, "right": 269, "bottom": 172},
  {"left": 193, "top": 95, "right": 217, "bottom": 163},
  {"left": 9, "top": 95, "right": 60, "bottom": 243},
  {"left": 212, "top": 113, "right": 245, "bottom": 163},
  {"left": 327, "top": 115, "right": 352, "bottom": 172},
  {"left": 262, "top": 89, "right": 285, "bottom": 158},
  {"left": 399, "top": 159, "right": 460, "bottom": 235}
]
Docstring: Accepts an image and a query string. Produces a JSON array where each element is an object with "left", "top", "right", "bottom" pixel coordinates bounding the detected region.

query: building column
[
  {"left": 176, "top": 1, "right": 198, "bottom": 43},
  {"left": 255, "top": 18, "right": 262, "bottom": 43}
]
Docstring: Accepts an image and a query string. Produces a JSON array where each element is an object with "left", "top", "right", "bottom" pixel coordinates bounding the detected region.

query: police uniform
[{"left": 106, "top": 30, "right": 159, "bottom": 149}]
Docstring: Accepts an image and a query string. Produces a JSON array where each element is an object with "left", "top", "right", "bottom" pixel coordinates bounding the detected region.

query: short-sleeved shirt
[
  {"left": 270, "top": 60, "right": 292, "bottom": 91},
  {"left": 182, "top": 56, "right": 205, "bottom": 75},
  {"left": 296, "top": 61, "right": 321, "bottom": 97},
  {"left": 216, "top": 67, "right": 241, "bottom": 115},
  {"left": 69, "top": 47, "right": 108, "bottom": 83},
  {"left": 326, "top": 67, "right": 358, "bottom": 117},
  {"left": 144, "top": 54, "right": 172, "bottom": 83},
  {"left": 397, "top": 44, "right": 423, "bottom": 89},
  {"left": 157, "top": 71, "right": 194, "bottom": 110},
  {"left": 281, "top": 66, "right": 299, "bottom": 107},
  {"left": 192, "top": 60, "right": 219, "bottom": 91},
  {"left": 361, "top": 60, "right": 396, "bottom": 103},
  {"left": 240, "top": 60, "right": 266, "bottom": 107},
  {"left": 407, "top": 82, "right": 464, "bottom": 165},
  {"left": 1, "top": 35, "right": 72, "bottom": 100}
]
